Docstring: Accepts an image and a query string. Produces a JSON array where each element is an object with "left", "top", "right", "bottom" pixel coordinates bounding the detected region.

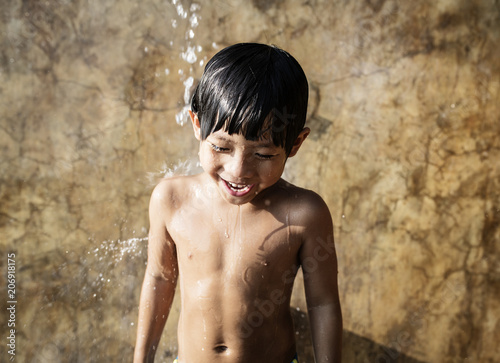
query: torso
[{"left": 164, "top": 174, "right": 307, "bottom": 363}]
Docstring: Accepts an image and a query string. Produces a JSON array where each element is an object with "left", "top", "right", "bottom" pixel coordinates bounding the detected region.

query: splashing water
[
  {"left": 147, "top": 158, "right": 202, "bottom": 186},
  {"left": 87, "top": 236, "right": 149, "bottom": 296},
  {"left": 91, "top": 237, "right": 148, "bottom": 263}
]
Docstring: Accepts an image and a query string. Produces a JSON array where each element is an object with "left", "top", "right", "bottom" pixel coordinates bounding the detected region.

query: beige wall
[{"left": 1, "top": 0, "right": 499, "bottom": 361}]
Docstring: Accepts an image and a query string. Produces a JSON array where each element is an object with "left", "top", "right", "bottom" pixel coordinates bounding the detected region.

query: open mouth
[{"left": 222, "top": 179, "right": 255, "bottom": 197}]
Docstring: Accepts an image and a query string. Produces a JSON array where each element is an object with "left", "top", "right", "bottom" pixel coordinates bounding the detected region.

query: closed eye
[
  {"left": 210, "top": 143, "right": 229, "bottom": 152},
  {"left": 256, "top": 153, "right": 276, "bottom": 159}
]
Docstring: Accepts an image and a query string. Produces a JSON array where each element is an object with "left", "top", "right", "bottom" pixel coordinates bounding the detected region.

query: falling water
[{"left": 172, "top": 0, "right": 209, "bottom": 126}]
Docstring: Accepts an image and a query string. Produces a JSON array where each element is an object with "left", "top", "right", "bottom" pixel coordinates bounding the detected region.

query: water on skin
[{"left": 89, "top": 184, "right": 304, "bottom": 358}]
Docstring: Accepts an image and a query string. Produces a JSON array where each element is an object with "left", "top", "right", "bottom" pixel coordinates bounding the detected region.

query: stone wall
[{"left": 1, "top": 0, "right": 499, "bottom": 362}]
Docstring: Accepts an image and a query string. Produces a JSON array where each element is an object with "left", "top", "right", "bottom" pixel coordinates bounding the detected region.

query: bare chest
[{"left": 168, "top": 206, "right": 301, "bottom": 283}]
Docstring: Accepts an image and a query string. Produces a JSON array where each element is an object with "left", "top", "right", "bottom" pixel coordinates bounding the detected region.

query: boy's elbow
[
  {"left": 307, "top": 300, "right": 341, "bottom": 314},
  {"left": 307, "top": 299, "right": 342, "bottom": 326},
  {"left": 145, "top": 265, "right": 177, "bottom": 284}
]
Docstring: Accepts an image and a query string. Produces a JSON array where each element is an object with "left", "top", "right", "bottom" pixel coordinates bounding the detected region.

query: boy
[{"left": 134, "top": 43, "right": 342, "bottom": 363}]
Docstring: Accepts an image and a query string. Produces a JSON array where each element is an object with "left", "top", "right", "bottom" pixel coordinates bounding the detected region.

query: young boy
[{"left": 134, "top": 43, "right": 342, "bottom": 363}]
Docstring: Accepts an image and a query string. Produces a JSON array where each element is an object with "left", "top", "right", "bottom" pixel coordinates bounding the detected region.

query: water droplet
[
  {"left": 342, "top": 214, "right": 345, "bottom": 219},
  {"left": 190, "top": 3, "right": 201, "bottom": 12},
  {"left": 181, "top": 46, "right": 197, "bottom": 63},
  {"left": 183, "top": 76, "right": 194, "bottom": 103}
]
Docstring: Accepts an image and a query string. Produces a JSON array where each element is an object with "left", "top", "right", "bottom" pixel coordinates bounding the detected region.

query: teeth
[{"left": 227, "top": 181, "right": 250, "bottom": 191}]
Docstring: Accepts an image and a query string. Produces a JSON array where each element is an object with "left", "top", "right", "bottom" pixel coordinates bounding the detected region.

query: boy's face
[{"left": 190, "top": 112, "right": 309, "bottom": 206}]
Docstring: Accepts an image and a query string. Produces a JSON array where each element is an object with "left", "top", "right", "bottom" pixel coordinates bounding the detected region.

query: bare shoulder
[
  {"left": 279, "top": 180, "right": 332, "bottom": 224},
  {"left": 149, "top": 174, "right": 203, "bottom": 214},
  {"left": 264, "top": 180, "right": 333, "bottom": 236}
]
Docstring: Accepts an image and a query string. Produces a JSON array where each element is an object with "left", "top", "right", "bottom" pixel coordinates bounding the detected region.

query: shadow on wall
[{"left": 291, "top": 309, "right": 425, "bottom": 363}]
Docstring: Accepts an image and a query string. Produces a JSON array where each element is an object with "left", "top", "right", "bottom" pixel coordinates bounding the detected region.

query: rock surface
[{"left": 1, "top": 0, "right": 499, "bottom": 362}]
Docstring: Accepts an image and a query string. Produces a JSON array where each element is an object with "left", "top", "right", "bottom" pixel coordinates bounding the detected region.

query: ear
[
  {"left": 189, "top": 110, "right": 201, "bottom": 140},
  {"left": 288, "top": 127, "right": 310, "bottom": 157}
]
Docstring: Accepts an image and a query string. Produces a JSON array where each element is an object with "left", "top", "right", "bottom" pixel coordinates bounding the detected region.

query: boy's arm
[
  {"left": 134, "top": 183, "right": 178, "bottom": 363},
  {"left": 299, "top": 194, "right": 342, "bottom": 363}
]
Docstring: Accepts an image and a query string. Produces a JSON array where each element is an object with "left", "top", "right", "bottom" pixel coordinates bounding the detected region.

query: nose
[{"left": 226, "top": 152, "right": 254, "bottom": 180}]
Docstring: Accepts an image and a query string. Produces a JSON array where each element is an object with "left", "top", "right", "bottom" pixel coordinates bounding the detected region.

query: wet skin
[{"left": 133, "top": 115, "right": 342, "bottom": 362}]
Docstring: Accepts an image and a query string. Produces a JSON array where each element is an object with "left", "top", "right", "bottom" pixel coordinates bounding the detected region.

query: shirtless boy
[{"left": 134, "top": 43, "right": 342, "bottom": 363}]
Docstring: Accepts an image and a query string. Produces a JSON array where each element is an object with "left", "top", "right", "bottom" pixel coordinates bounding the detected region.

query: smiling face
[{"left": 190, "top": 112, "right": 309, "bottom": 205}]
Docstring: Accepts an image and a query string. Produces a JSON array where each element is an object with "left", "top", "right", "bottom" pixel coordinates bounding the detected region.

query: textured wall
[{"left": 1, "top": 0, "right": 499, "bottom": 362}]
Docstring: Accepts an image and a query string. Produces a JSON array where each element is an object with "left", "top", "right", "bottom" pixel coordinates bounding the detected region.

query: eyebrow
[
  {"left": 210, "top": 135, "right": 231, "bottom": 142},
  {"left": 210, "top": 134, "right": 276, "bottom": 148}
]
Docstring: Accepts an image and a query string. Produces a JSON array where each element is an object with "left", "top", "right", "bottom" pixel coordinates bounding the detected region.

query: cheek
[
  {"left": 199, "top": 147, "right": 220, "bottom": 171},
  {"left": 259, "top": 161, "right": 285, "bottom": 179}
]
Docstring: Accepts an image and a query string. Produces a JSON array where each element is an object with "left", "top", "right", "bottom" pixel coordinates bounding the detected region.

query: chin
[{"left": 221, "top": 189, "right": 259, "bottom": 206}]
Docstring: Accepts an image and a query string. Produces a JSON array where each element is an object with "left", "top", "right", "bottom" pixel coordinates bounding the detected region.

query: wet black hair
[{"left": 191, "top": 43, "right": 309, "bottom": 155}]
